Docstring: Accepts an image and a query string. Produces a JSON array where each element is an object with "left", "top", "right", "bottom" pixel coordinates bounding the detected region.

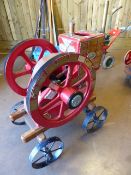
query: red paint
[
  {"left": 103, "top": 29, "right": 121, "bottom": 51},
  {"left": 124, "top": 50, "right": 131, "bottom": 65},
  {"left": 30, "top": 56, "right": 94, "bottom": 128},
  {"left": 5, "top": 39, "right": 58, "bottom": 96},
  {"left": 60, "top": 87, "right": 76, "bottom": 105}
]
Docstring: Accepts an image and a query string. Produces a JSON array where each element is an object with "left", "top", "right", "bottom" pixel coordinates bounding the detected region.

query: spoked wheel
[
  {"left": 10, "top": 101, "right": 25, "bottom": 125},
  {"left": 124, "top": 50, "right": 131, "bottom": 65},
  {"left": 26, "top": 53, "right": 96, "bottom": 128},
  {"left": 29, "top": 137, "right": 64, "bottom": 169},
  {"left": 4, "top": 39, "right": 58, "bottom": 96},
  {"left": 102, "top": 54, "right": 115, "bottom": 69},
  {"left": 82, "top": 106, "right": 108, "bottom": 133}
]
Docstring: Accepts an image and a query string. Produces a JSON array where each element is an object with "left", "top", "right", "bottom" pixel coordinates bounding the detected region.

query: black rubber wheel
[{"left": 102, "top": 55, "right": 115, "bottom": 69}]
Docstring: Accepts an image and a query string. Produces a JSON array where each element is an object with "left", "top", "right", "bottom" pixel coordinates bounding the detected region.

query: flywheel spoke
[
  {"left": 14, "top": 69, "right": 32, "bottom": 79},
  {"left": 73, "top": 75, "right": 87, "bottom": 87},
  {"left": 38, "top": 48, "right": 46, "bottom": 60},
  {"left": 40, "top": 95, "right": 60, "bottom": 113},
  {"left": 21, "top": 52, "right": 35, "bottom": 68},
  {"left": 64, "top": 64, "right": 75, "bottom": 87}
]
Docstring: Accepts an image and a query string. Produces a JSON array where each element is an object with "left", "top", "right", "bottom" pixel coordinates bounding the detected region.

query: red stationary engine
[{"left": 4, "top": 37, "right": 108, "bottom": 169}]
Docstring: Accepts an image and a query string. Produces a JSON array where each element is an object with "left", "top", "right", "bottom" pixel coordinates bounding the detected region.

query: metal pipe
[
  {"left": 109, "top": 6, "right": 122, "bottom": 29},
  {"left": 69, "top": 20, "right": 75, "bottom": 36}
]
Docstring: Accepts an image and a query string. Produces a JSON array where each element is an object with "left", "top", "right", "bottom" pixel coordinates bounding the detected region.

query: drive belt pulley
[{"left": 26, "top": 52, "right": 96, "bottom": 128}]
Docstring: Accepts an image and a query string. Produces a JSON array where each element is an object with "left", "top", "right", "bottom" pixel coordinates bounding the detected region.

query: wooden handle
[
  {"left": 85, "top": 95, "right": 96, "bottom": 110},
  {"left": 50, "top": 0, "right": 57, "bottom": 45},
  {"left": 102, "top": 0, "right": 109, "bottom": 32},
  {"left": 47, "top": 0, "right": 54, "bottom": 44},
  {"left": 88, "top": 102, "right": 96, "bottom": 111},
  {"left": 9, "top": 109, "right": 27, "bottom": 122},
  {"left": 88, "top": 96, "right": 96, "bottom": 103},
  {"left": 21, "top": 127, "right": 47, "bottom": 143}
]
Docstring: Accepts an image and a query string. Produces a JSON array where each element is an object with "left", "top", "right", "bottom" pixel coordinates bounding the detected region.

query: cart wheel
[
  {"left": 102, "top": 55, "right": 115, "bottom": 69},
  {"left": 82, "top": 106, "right": 108, "bottom": 133},
  {"left": 10, "top": 101, "right": 26, "bottom": 125},
  {"left": 29, "top": 136, "right": 64, "bottom": 169}
]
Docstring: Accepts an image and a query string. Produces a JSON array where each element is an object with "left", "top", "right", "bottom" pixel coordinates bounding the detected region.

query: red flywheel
[
  {"left": 124, "top": 50, "right": 131, "bottom": 65},
  {"left": 5, "top": 38, "right": 58, "bottom": 96},
  {"left": 26, "top": 53, "right": 96, "bottom": 128}
]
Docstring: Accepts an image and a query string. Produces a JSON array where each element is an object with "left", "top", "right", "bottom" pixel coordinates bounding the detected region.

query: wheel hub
[
  {"left": 106, "top": 58, "right": 113, "bottom": 67},
  {"left": 60, "top": 87, "right": 83, "bottom": 109},
  {"left": 68, "top": 92, "right": 83, "bottom": 109}
]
